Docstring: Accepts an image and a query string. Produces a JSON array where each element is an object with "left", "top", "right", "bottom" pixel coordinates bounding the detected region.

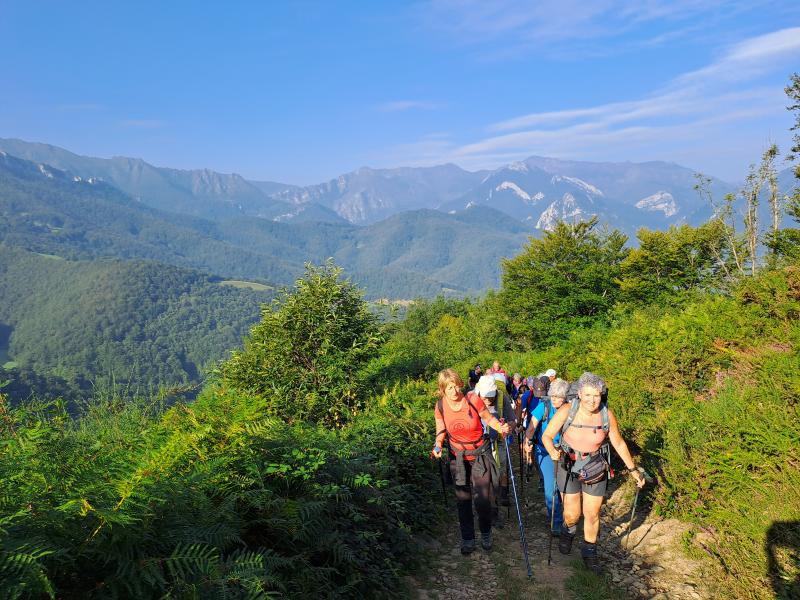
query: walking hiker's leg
[
  {"left": 472, "top": 456, "right": 493, "bottom": 535},
  {"left": 557, "top": 461, "right": 580, "bottom": 554},
  {"left": 452, "top": 460, "right": 476, "bottom": 543},
  {"left": 537, "top": 450, "right": 562, "bottom": 533},
  {"left": 581, "top": 492, "right": 604, "bottom": 544}
]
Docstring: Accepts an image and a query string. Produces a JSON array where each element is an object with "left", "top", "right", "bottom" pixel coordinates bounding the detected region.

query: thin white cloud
[
  {"left": 423, "top": 0, "right": 763, "bottom": 52},
  {"left": 377, "top": 100, "right": 440, "bottom": 112},
  {"left": 383, "top": 27, "right": 799, "bottom": 180}
]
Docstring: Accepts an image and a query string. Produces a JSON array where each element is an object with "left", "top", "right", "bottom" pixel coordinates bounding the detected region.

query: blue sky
[{"left": 2, "top": 0, "right": 799, "bottom": 184}]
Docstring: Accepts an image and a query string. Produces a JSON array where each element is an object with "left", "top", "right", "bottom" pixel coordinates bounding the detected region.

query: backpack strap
[
  {"left": 436, "top": 399, "right": 447, "bottom": 438},
  {"left": 561, "top": 398, "right": 581, "bottom": 433},
  {"left": 531, "top": 397, "right": 552, "bottom": 442},
  {"left": 561, "top": 398, "right": 610, "bottom": 434}
]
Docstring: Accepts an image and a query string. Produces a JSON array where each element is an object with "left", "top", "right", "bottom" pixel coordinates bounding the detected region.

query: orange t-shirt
[{"left": 435, "top": 392, "right": 487, "bottom": 458}]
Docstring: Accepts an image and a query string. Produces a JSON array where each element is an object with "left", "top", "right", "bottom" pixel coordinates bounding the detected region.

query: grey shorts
[{"left": 556, "top": 459, "right": 608, "bottom": 497}]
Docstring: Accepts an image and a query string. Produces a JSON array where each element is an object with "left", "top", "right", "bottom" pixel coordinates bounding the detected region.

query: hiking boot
[
  {"left": 581, "top": 542, "right": 602, "bottom": 575},
  {"left": 558, "top": 529, "right": 575, "bottom": 554},
  {"left": 481, "top": 531, "right": 493, "bottom": 551},
  {"left": 460, "top": 538, "right": 475, "bottom": 555}
]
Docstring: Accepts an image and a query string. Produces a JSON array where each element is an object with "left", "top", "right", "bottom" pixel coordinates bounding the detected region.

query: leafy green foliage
[
  {"left": 219, "top": 262, "right": 382, "bottom": 426},
  {"left": 0, "top": 375, "right": 437, "bottom": 599},
  {"left": 500, "top": 218, "right": 629, "bottom": 348},
  {"left": 617, "top": 221, "right": 732, "bottom": 304}
]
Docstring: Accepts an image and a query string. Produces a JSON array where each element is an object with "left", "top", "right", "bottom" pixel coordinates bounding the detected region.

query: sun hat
[{"left": 475, "top": 375, "right": 498, "bottom": 398}]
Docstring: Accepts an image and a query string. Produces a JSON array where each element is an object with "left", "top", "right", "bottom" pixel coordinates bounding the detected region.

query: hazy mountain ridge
[
  {"left": 0, "top": 138, "right": 303, "bottom": 221},
  {"left": 0, "top": 151, "right": 527, "bottom": 298},
  {"left": 272, "top": 164, "right": 488, "bottom": 224}
]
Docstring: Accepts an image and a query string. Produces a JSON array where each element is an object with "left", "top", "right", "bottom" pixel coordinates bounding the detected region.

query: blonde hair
[{"left": 437, "top": 368, "right": 464, "bottom": 399}]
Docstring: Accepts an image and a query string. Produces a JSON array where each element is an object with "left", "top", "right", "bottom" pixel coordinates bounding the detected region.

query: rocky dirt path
[{"left": 409, "top": 451, "right": 720, "bottom": 600}]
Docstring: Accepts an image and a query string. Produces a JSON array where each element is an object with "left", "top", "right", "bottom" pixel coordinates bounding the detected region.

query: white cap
[
  {"left": 475, "top": 375, "right": 498, "bottom": 398},
  {"left": 545, "top": 368, "right": 557, "bottom": 378}
]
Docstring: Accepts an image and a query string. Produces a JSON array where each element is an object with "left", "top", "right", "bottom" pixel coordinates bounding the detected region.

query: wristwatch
[{"left": 433, "top": 445, "right": 442, "bottom": 454}]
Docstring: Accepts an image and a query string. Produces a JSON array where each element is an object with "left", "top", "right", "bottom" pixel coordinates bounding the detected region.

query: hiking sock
[
  {"left": 460, "top": 538, "right": 476, "bottom": 555},
  {"left": 559, "top": 524, "right": 577, "bottom": 554},
  {"left": 581, "top": 541, "right": 601, "bottom": 574}
]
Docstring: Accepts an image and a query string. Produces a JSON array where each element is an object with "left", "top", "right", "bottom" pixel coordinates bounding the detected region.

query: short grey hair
[
  {"left": 548, "top": 378, "right": 569, "bottom": 399},
  {"left": 577, "top": 372, "right": 606, "bottom": 394}
]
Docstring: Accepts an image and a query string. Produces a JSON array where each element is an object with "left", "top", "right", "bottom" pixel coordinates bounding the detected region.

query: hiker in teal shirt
[{"left": 523, "top": 378, "right": 569, "bottom": 535}]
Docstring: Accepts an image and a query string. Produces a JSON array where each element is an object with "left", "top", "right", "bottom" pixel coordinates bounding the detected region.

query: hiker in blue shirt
[{"left": 523, "top": 378, "right": 569, "bottom": 536}]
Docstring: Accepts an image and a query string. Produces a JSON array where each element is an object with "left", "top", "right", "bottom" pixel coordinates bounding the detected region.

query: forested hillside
[
  {"left": 0, "top": 246, "right": 271, "bottom": 400},
  {"left": 0, "top": 151, "right": 528, "bottom": 299}
]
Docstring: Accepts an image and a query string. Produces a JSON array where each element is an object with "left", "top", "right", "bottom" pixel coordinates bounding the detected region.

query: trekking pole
[
  {"left": 623, "top": 468, "right": 653, "bottom": 549},
  {"left": 505, "top": 435, "right": 534, "bottom": 579},
  {"left": 438, "top": 458, "right": 447, "bottom": 508},
  {"left": 505, "top": 444, "right": 511, "bottom": 520}
]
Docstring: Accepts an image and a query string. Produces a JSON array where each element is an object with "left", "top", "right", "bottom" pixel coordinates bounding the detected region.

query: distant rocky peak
[
  {"left": 507, "top": 161, "right": 529, "bottom": 173},
  {"left": 635, "top": 191, "right": 677, "bottom": 217},
  {"left": 550, "top": 174, "right": 604, "bottom": 197},
  {"left": 536, "top": 192, "right": 593, "bottom": 231}
]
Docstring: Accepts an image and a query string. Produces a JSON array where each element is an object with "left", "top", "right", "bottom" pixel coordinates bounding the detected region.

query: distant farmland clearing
[{"left": 218, "top": 280, "right": 272, "bottom": 292}]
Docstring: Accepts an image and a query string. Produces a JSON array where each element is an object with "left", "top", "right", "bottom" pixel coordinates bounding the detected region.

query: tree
[
  {"left": 767, "top": 73, "right": 800, "bottom": 259},
  {"left": 218, "top": 261, "right": 381, "bottom": 427},
  {"left": 500, "top": 218, "right": 628, "bottom": 348},
  {"left": 617, "top": 221, "right": 732, "bottom": 304}
]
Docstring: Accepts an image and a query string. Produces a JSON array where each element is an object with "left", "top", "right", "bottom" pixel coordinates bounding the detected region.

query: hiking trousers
[
  {"left": 535, "top": 444, "right": 564, "bottom": 533},
  {"left": 450, "top": 453, "right": 493, "bottom": 541}
]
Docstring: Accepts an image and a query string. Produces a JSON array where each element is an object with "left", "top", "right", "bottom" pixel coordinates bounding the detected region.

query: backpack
[{"left": 559, "top": 390, "right": 612, "bottom": 483}]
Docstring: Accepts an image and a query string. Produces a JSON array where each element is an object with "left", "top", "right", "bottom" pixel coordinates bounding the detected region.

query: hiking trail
[{"left": 409, "top": 458, "right": 721, "bottom": 599}]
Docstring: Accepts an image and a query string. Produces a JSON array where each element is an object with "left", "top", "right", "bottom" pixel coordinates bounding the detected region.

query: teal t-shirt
[{"left": 531, "top": 399, "right": 561, "bottom": 446}]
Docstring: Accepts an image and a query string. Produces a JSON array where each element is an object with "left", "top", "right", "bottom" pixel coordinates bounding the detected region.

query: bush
[{"left": 219, "top": 262, "right": 382, "bottom": 427}]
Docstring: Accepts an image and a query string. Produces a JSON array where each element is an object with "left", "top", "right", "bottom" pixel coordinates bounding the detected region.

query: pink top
[{"left": 561, "top": 410, "right": 607, "bottom": 453}]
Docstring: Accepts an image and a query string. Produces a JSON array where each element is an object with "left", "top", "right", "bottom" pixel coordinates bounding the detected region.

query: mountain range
[
  {"left": 3, "top": 137, "right": 794, "bottom": 242},
  {"left": 1, "top": 135, "right": 796, "bottom": 400},
  {"left": 0, "top": 150, "right": 528, "bottom": 298}
]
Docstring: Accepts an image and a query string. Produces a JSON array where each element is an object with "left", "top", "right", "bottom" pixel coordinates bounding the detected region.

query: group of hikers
[{"left": 432, "top": 362, "right": 646, "bottom": 575}]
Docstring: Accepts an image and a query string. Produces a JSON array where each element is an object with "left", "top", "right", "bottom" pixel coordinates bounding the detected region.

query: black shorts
[{"left": 556, "top": 459, "right": 608, "bottom": 497}]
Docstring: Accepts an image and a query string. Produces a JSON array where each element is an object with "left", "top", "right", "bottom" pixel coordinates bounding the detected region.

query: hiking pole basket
[{"left": 505, "top": 435, "right": 534, "bottom": 579}]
